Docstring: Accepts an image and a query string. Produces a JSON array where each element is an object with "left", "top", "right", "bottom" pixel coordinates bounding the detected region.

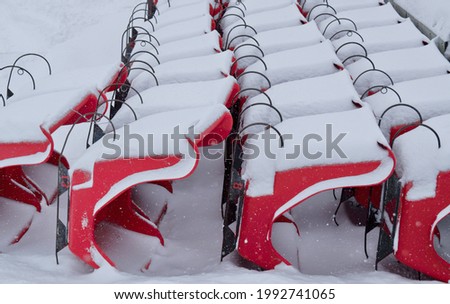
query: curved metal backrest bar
[
  {"left": 128, "top": 16, "right": 155, "bottom": 32},
  {"left": 323, "top": 18, "right": 358, "bottom": 37},
  {"left": 132, "top": 2, "right": 149, "bottom": 17},
  {"left": 219, "top": 13, "right": 247, "bottom": 30},
  {"left": 353, "top": 69, "right": 394, "bottom": 87},
  {"left": 378, "top": 103, "right": 423, "bottom": 128},
  {"left": 233, "top": 1, "right": 247, "bottom": 10},
  {"left": 0, "top": 93, "right": 5, "bottom": 107},
  {"left": 391, "top": 123, "right": 441, "bottom": 149},
  {"left": 130, "top": 8, "right": 150, "bottom": 22},
  {"left": 222, "top": 6, "right": 246, "bottom": 19},
  {"left": 239, "top": 122, "right": 284, "bottom": 148},
  {"left": 360, "top": 85, "right": 402, "bottom": 103},
  {"left": 125, "top": 67, "right": 159, "bottom": 86},
  {"left": 129, "top": 40, "right": 160, "bottom": 58},
  {"left": 314, "top": 13, "right": 340, "bottom": 23},
  {"left": 308, "top": 4, "right": 337, "bottom": 21},
  {"left": 231, "top": 55, "right": 267, "bottom": 73},
  {"left": 239, "top": 102, "right": 283, "bottom": 125},
  {"left": 11, "top": 53, "right": 52, "bottom": 77},
  {"left": 233, "top": 43, "right": 265, "bottom": 57},
  {"left": 329, "top": 29, "right": 365, "bottom": 42},
  {"left": 122, "top": 39, "right": 159, "bottom": 61},
  {"left": 0, "top": 65, "right": 36, "bottom": 98},
  {"left": 230, "top": 88, "right": 273, "bottom": 106},
  {"left": 342, "top": 55, "right": 375, "bottom": 68},
  {"left": 227, "top": 34, "right": 260, "bottom": 50},
  {"left": 97, "top": 99, "right": 138, "bottom": 121},
  {"left": 225, "top": 24, "right": 258, "bottom": 49},
  {"left": 121, "top": 26, "right": 152, "bottom": 52},
  {"left": 125, "top": 59, "right": 156, "bottom": 73},
  {"left": 236, "top": 71, "right": 272, "bottom": 89},
  {"left": 336, "top": 42, "right": 368, "bottom": 57},
  {"left": 97, "top": 82, "right": 145, "bottom": 109}
]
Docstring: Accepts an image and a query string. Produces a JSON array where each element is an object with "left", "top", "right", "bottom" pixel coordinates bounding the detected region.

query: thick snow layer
[
  {"left": 226, "top": 0, "right": 296, "bottom": 19},
  {"left": 111, "top": 77, "right": 237, "bottom": 129},
  {"left": 318, "top": 3, "right": 404, "bottom": 39},
  {"left": 1, "top": 0, "right": 447, "bottom": 284},
  {"left": 240, "top": 71, "right": 360, "bottom": 133},
  {"left": 238, "top": 41, "right": 342, "bottom": 97},
  {"left": 130, "top": 51, "right": 233, "bottom": 94},
  {"left": 396, "top": 0, "right": 450, "bottom": 42},
  {"left": 222, "top": 4, "right": 306, "bottom": 48},
  {"left": 72, "top": 104, "right": 229, "bottom": 175},
  {"left": 141, "top": 14, "right": 213, "bottom": 45},
  {"left": 364, "top": 74, "right": 450, "bottom": 138},
  {"left": 302, "top": 0, "right": 383, "bottom": 13},
  {"left": 332, "top": 19, "right": 430, "bottom": 62},
  {"left": 220, "top": 0, "right": 297, "bottom": 29},
  {"left": 130, "top": 30, "right": 221, "bottom": 69},
  {"left": 346, "top": 44, "right": 450, "bottom": 94},
  {"left": 241, "top": 106, "right": 394, "bottom": 197},
  {"left": 136, "top": 0, "right": 210, "bottom": 31},
  {"left": 157, "top": 0, "right": 217, "bottom": 14},
  {"left": 233, "top": 22, "right": 324, "bottom": 71},
  {"left": 394, "top": 114, "right": 450, "bottom": 201}
]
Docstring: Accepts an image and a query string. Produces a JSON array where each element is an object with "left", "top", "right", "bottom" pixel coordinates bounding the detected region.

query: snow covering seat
[
  {"left": 220, "top": 1, "right": 300, "bottom": 30},
  {"left": 237, "top": 41, "right": 343, "bottom": 99},
  {"left": 224, "top": 0, "right": 296, "bottom": 19},
  {"left": 139, "top": 14, "right": 215, "bottom": 45},
  {"left": 388, "top": 115, "right": 450, "bottom": 282},
  {"left": 237, "top": 106, "right": 395, "bottom": 269},
  {"left": 332, "top": 19, "right": 430, "bottom": 62},
  {"left": 129, "top": 51, "right": 234, "bottom": 94},
  {"left": 232, "top": 23, "right": 324, "bottom": 74},
  {"left": 68, "top": 105, "right": 232, "bottom": 269},
  {"left": 364, "top": 74, "right": 450, "bottom": 141},
  {"left": 129, "top": 30, "right": 222, "bottom": 68},
  {"left": 112, "top": 77, "right": 239, "bottom": 129},
  {"left": 157, "top": 0, "right": 221, "bottom": 16},
  {"left": 222, "top": 4, "right": 307, "bottom": 49},
  {"left": 346, "top": 44, "right": 450, "bottom": 95},
  {"left": 239, "top": 71, "right": 360, "bottom": 133},
  {"left": 317, "top": 3, "right": 404, "bottom": 39},
  {"left": 302, "top": 0, "right": 383, "bottom": 14}
]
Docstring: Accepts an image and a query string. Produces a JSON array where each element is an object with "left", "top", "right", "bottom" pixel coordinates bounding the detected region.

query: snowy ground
[{"left": 0, "top": 0, "right": 449, "bottom": 283}]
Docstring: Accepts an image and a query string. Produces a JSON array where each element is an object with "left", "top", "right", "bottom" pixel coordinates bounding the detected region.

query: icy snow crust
[
  {"left": 394, "top": 114, "right": 450, "bottom": 201},
  {"left": 242, "top": 106, "right": 394, "bottom": 197}
]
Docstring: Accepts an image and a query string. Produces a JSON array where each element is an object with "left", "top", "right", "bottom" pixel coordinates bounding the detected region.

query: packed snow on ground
[{"left": 0, "top": 0, "right": 448, "bottom": 284}]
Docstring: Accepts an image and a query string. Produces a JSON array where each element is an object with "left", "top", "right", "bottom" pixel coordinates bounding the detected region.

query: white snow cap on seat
[
  {"left": 223, "top": 4, "right": 306, "bottom": 48},
  {"left": 72, "top": 104, "right": 230, "bottom": 176},
  {"left": 238, "top": 41, "right": 342, "bottom": 98},
  {"left": 303, "top": 0, "right": 383, "bottom": 13},
  {"left": 318, "top": 3, "right": 404, "bottom": 39},
  {"left": 394, "top": 114, "right": 450, "bottom": 201},
  {"left": 130, "top": 51, "right": 234, "bottom": 94},
  {"left": 346, "top": 43, "right": 450, "bottom": 94},
  {"left": 233, "top": 22, "right": 324, "bottom": 71},
  {"left": 157, "top": 0, "right": 217, "bottom": 14},
  {"left": 111, "top": 77, "right": 237, "bottom": 129},
  {"left": 333, "top": 19, "right": 430, "bottom": 62},
  {"left": 220, "top": 0, "right": 297, "bottom": 29},
  {"left": 129, "top": 31, "right": 222, "bottom": 79},
  {"left": 364, "top": 74, "right": 450, "bottom": 138},
  {"left": 241, "top": 105, "right": 394, "bottom": 198},
  {"left": 240, "top": 71, "right": 360, "bottom": 133},
  {"left": 142, "top": 14, "right": 213, "bottom": 45}
]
